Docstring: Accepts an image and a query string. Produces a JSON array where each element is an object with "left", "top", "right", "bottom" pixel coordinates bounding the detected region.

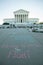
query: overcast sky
[{"left": 0, "top": 0, "right": 43, "bottom": 24}]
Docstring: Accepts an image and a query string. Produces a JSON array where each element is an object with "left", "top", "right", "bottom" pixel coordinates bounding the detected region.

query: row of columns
[{"left": 15, "top": 14, "right": 28, "bottom": 23}]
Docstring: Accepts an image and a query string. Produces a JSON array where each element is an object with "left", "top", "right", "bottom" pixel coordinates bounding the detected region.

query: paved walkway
[{"left": 0, "top": 28, "right": 43, "bottom": 65}]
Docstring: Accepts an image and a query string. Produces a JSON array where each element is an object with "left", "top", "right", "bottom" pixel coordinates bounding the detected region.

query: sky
[{"left": 0, "top": 0, "right": 43, "bottom": 24}]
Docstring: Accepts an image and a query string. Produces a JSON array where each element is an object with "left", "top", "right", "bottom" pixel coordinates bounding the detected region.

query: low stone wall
[{"left": 0, "top": 25, "right": 10, "bottom": 29}]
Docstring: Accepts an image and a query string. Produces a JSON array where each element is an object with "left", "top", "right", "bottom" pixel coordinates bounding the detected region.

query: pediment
[{"left": 14, "top": 9, "right": 29, "bottom": 14}]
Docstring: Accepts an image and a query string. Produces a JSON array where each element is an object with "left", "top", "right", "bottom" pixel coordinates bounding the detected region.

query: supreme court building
[
  {"left": 14, "top": 9, "right": 29, "bottom": 23},
  {"left": 3, "top": 9, "right": 39, "bottom": 25}
]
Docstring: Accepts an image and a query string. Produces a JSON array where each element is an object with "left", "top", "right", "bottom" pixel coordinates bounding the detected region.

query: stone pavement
[{"left": 0, "top": 28, "right": 43, "bottom": 65}]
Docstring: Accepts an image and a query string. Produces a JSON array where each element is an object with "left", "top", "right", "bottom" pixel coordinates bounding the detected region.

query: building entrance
[{"left": 21, "top": 19, "right": 22, "bottom": 23}]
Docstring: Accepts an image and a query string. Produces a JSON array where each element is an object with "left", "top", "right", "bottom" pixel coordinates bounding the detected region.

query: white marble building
[
  {"left": 3, "top": 9, "right": 39, "bottom": 26},
  {"left": 14, "top": 9, "right": 29, "bottom": 23}
]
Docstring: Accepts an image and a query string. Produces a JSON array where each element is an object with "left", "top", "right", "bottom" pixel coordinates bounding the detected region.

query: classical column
[
  {"left": 18, "top": 15, "right": 19, "bottom": 22},
  {"left": 24, "top": 15, "right": 25, "bottom": 22},
  {"left": 26, "top": 14, "right": 27, "bottom": 21},
  {"left": 16, "top": 15, "right": 17, "bottom": 23},
  {"left": 20, "top": 15, "right": 21, "bottom": 23},
  {"left": 18, "top": 15, "right": 20, "bottom": 22},
  {"left": 19, "top": 15, "right": 20, "bottom": 22},
  {"left": 16, "top": 15, "right": 17, "bottom": 22},
  {"left": 27, "top": 14, "right": 28, "bottom": 22},
  {"left": 15, "top": 15, "right": 16, "bottom": 22},
  {"left": 23, "top": 15, "right": 24, "bottom": 22},
  {"left": 25, "top": 14, "right": 26, "bottom": 22},
  {"left": 26, "top": 15, "right": 27, "bottom": 22},
  {"left": 22, "top": 15, "right": 23, "bottom": 23},
  {"left": 17, "top": 15, "right": 18, "bottom": 22}
]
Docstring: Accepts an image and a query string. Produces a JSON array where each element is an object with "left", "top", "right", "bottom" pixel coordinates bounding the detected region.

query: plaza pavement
[{"left": 0, "top": 28, "right": 43, "bottom": 65}]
